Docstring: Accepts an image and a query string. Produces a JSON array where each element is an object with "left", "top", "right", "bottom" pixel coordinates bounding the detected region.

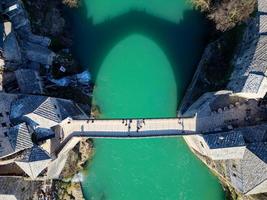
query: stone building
[
  {"left": 183, "top": 0, "right": 267, "bottom": 195},
  {"left": 183, "top": 90, "right": 267, "bottom": 133},
  {"left": 2, "top": 0, "right": 55, "bottom": 67},
  {"left": 14, "top": 145, "right": 52, "bottom": 179},
  {"left": 227, "top": 0, "right": 267, "bottom": 99},
  {"left": 187, "top": 131, "right": 246, "bottom": 160},
  {"left": 0, "top": 93, "right": 89, "bottom": 180},
  {"left": 0, "top": 0, "right": 267, "bottom": 199}
]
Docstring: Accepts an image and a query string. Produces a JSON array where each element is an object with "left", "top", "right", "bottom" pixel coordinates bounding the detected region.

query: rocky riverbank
[
  {"left": 52, "top": 138, "right": 94, "bottom": 200},
  {"left": 53, "top": 180, "right": 85, "bottom": 200},
  {"left": 60, "top": 139, "right": 94, "bottom": 179}
]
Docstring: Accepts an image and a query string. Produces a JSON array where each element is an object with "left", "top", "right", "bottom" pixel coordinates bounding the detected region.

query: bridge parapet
[{"left": 51, "top": 117, "right": 196, "bottom": 145}]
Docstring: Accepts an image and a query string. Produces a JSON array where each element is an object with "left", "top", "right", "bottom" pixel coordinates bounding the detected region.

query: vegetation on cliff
[
  {"left": 191, "top": 0, "right": 256, "bottom": 31},
  {"left": 91, "top": 104, "right": 101, "bottom": 119},
  {"left": 53, "top": 181, "right": 85, "bottom": 200},
  {"left": 60, "top": 139, "right": 94, "bottom": 179},
  {"left": 53, "top": 139, "right": 94, "bottom": 200},
  {"left": 62, "top": 0, "right": 80, "bottom": 8}
]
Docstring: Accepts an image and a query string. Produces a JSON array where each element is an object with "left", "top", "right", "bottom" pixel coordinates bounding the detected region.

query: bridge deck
[{"left": 55, "top": 117, "right": 197, "bottom": 139}]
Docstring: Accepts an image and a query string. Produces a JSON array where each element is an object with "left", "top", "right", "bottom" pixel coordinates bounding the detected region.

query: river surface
[{"left": 67, "top": 0, "right": 225, "bottom": 199}]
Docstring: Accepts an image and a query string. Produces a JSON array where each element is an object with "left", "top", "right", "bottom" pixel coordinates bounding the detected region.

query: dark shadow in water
[{"left": 65, "top": 1, "right": 211, "bottom": 105}]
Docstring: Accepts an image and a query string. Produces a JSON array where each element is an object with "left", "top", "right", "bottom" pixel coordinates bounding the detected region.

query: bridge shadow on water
[{"left": 66, "top": 1, "right": 211, "bottom": 107}]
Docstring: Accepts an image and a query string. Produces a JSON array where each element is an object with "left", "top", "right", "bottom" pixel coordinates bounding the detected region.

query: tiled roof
[
  {"left": 241, "top": 124, "right": 267, "bottom": 143},
  {"left": 240, "top": 144, "right": 267, "bottom": 193},
  {"left": 33, "top": 97, "right": 61, "bottom": 123},
  {"left": 8, "top": 123, "right": 33, "bottom": 152},
  {"left": 259, "top": 15, "right": 267, "bottom": 34},
  {"left": 17, "top": 146, "right": 50, "bottom": 163},
  {"left": 227, "top": 2, "right": 267, "bottom": 96},
  {"left": 10, "top": 96, "right": 60, "bottom": 124},
  {"left": 56, "top": 99, "right": 86, "bottom": 119},
  {"left": 10, "top": 95, "right": 88, "bottom": 128},
  {"left": 15, "top": 146, "right": 51, "bottom": 179},
  {"left": 11, "top": 95, "right": 47, "bottom": 120},
  {"left": 15, "top": 69, "right": 43, "bottom": 94},
  {"left": 203, "top": 131, "right": 245, "bottom": 149},
  {"left": 258, "top": 0, "right": 267, "bottom": 13},
  {"left": 242, "top": 73, "right": 265, "bottom": 93}
]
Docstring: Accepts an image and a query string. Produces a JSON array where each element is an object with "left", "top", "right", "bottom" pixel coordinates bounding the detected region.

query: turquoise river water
[{"left": 67, "top": 0, "right": 226, "bottom": 199}]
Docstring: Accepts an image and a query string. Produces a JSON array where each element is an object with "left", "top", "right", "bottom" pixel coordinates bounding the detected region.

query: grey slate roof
[
  {"left": 258, "top": 0, "right": 267, "bottom": 13},
  {"left": 10, "top": 95, "right": 87, "bottom": 128},
  {"left": 242, "top": 73, "right": 265, "bottom": 93},
  {"left": 15, "top": 69, "right": 43, "bottom": 94},
  {"left": 247, "top": 143, "right": 267, "bottom": 164},
  {"left": 229, "top": 35, "right": 267, "bottom": 94},
  {"left": 203, "top": 131, "right": 245, "bottom": 149},
  {"left": 245, "top": 36, "right": 267, "bottom": 75},
  {"left": 221, "top": 125, "right": 267, "bottom": 194},
  {"left": 236, "top": 144, "right": 267, "bottom": 193},
  {"left": 8, "top": 123, "right": 33, "bottom": 152},
  {"left": 33, "top": 97, "right": 60, "bottom": 123},
  {"left": 23, "top": 42, "right": 55, "bottom": 66},
  {"left": 227, "top": 1, "right": 267, "bottom": 96},
  {"left": 56, "top": 99, "right": 86, "bottom": 119},
  {"left": 17, "top": 146, "right": 50, "bottom": 163},
  {"left": 241, "top": 124, "right": 267, "bottom": 143},
  {"left": 10, "top": 96, "right": 61, "bottom": 124},
  {"left": 259, "top": 15, "right": 267, "bottom": 34},
  {"left": 15, "top": 146, "right": 51, "bottom": 179},
  {"left": 3, "top": 0, "right": 55, "bottom": 66},
  {"left": 3, "top": 31, "right": 22, "bottom": 63}
]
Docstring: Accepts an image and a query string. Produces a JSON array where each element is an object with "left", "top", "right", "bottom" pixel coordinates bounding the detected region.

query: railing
[{"left": 54, "top": 117, "right": 197, "bottom": 139}]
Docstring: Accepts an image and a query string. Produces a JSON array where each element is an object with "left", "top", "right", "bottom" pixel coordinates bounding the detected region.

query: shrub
[
  {"left": 191, "top": 0, "right": 256, "bottom": 31},
  {"left": 62, "top": 0, "right": 80, "bottom": 8}
]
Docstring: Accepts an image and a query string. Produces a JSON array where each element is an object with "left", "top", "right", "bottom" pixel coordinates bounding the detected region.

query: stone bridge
[{"left": 52, "top": 117, "right": 197, "bottom": 139}]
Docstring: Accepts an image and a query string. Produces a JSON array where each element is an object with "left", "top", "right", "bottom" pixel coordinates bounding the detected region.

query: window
[
  {"left": 0, "top": 113, "right": 3, "bottom": 117},
  {"left": 233, "top": 173, "right": 236, "bottom": 177},
  {"left": 5, "top": 112, "right": 9, "bottom": 115},
  {"left": 54, "top": 105, "right": 57, "bottom": 109},
  {"left": 232, "top": 164, "right": 236, "bottom": 169},
  {"left": 3, "top": 132, "right": 7, "bottom": 137}
]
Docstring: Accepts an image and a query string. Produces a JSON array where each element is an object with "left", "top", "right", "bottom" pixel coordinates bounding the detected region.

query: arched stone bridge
[{"left": 53, "top": 117, "right": 197, "bottom": 139}]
